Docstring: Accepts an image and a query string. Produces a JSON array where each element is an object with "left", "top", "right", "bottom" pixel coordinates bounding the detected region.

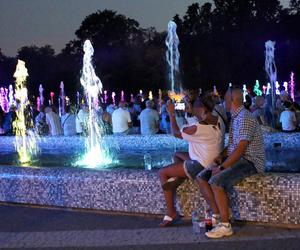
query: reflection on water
[
  {"left": 0, "top": 149, "right": 174, "bottom": 170},
  {"left": 1, "top": 148, "right": 300, "bottom": 173}
]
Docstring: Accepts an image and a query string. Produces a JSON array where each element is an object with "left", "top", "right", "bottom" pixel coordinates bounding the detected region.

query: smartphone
[{"left": 175, "top": 102, "right": 185, "bottom": 110}]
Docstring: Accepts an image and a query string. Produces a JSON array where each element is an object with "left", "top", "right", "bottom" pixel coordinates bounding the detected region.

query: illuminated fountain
[
  {"left": 290, "top": 72, "right": 295, "bottom": 102},
  {"left": 13, "top": 60, "right": 38, "bottom": 163},
  {"left": 243, "top": 84, "right": 247, "bottom": 102},
  {"left": 8, "top": 85, "right": 14, "bottom": 108},
  {"left": 265, "top": 41, "right": 277, "bottom": 126},
  {"left": 76, "top": 40, "right": 114, "bottom": 167},
  {"left": 59, "top": 81, "right": 65, "bottom": 116},
  {"left": 253, "top": 80, "right": 262, "bottom": 96},
  {"left": 166, "top": 21, "right": 180, "bottom": 94}
]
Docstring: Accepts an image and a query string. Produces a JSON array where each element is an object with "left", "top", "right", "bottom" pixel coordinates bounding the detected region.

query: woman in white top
[{"left": 158, "top": 93, "right": 225, "bottom": 227}]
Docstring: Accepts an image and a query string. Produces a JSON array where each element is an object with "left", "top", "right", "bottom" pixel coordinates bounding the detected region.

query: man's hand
[
  {"left": 166, "top": 100, "right": 175, "bottom": 116},
  {"left": 211, "top": 165, "right": 221, "bottom": 176},
  {"left": 213, "top": 155, "right": 223, "bottom": 166}
]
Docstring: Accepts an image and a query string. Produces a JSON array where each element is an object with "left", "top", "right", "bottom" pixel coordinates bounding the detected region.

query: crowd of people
[
  {"left": 0, "top": 86, "right": 299, "bottom": 238},
  {"left": 0, "top": 87, "right": 299, "bottom": 136}
]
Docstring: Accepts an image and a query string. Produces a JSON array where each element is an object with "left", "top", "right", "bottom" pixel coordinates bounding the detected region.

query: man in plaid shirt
[{"left": 197, "top": 87, "right": 265, "bottom": 238}]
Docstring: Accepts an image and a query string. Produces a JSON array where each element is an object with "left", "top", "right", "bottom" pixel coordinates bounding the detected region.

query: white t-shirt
[
  {"left": 46, "top": 111, "right": 63, "bottom": 136},
  {"left": 280, "top": 109, "right": 296, "bottom": 131},
  {"left": 61, "top": 113, "right": 77, "bottom": 136},
  {"left": 76, "top": 109, "right": 87, "bottom": 133},
  {"left": 181, "top": 117, "right": 225, "bottom": 167},
  {"left": 112, "top": 108, "right": 131, "bottom": 133},
  {"left": 139, "top": 108, "right": 159, "bottom": 135}
]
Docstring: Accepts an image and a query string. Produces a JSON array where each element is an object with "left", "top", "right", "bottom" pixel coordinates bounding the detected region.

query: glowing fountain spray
[
  {"left": 290, "top": 72, "right": 295, "bottom": 102},
  {"left": 166, "top": 21, "right": 180, "bottom": 94},
  {"left": 76, "top": 40, "right": 114, "bottom": 167},
  {"left": 8, "top": 85, "right": 14, "bottom": 108},
  {"left": 13, "top": 60, "right": 38, "bottom": 163},
  {"left": 59, "top": 81, "right": 65, "bottom": 116},
  {"left": 265, "top": 41, "right": 277, "bottom": 126}
]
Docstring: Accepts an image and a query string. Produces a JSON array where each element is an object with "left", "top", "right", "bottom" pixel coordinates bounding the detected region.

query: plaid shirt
[{"left": 228, "top": 106, "right": 265, "bottom": 173}]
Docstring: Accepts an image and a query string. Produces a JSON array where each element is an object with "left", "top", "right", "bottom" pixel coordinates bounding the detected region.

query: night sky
[{"left": 0, "top": 0, "right": 290, "bottom": 57}]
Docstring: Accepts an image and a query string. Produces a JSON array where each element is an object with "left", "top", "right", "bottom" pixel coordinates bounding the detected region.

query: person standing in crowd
[
  {"left": 139, "top": 100, "right": 160, "bottom": 135},
  {"left": 2, "top": 105, "right": 16, "bottom": 135},
  {"left": 35, "top": 106, "right": 48, "bottom": 135},
  {"left": 158, "top": 93, "right": 225, "bottom": 227},
  {"left": 112, "top": 101, "right": 132, "bottom": 135},
  {"left": 76, "top": 104, "right": 88, "bottom": 135},
  {"left": 61, "top": 105, "right": 77, "bottom": 136},
  {"left": 197, "top": 87, "right": 265, "bottom": 238},
  {"left": 279, "top": 101, "right": 297, "bottom": 132},
  {"left": 45, "top": 106, "right": 63, "bottom": 136}
]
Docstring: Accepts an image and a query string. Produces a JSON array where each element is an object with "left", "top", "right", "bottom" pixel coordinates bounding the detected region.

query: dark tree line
[{"left": 1, "top": 0, "right": 300, "bottom": 102}]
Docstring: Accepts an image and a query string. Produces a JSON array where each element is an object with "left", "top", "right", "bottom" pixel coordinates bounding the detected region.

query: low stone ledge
[{"left": 0, "top": 166, "right": 299, "bottom": 225}]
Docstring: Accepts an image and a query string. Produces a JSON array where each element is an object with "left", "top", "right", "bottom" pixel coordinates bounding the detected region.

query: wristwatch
[{"left": 218, "top": 165, "right": 225, "bottom": 171}]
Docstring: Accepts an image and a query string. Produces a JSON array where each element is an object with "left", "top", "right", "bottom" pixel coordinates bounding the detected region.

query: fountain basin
[{"left": 0, "top": 132, "right": 300, "bottom": 226}]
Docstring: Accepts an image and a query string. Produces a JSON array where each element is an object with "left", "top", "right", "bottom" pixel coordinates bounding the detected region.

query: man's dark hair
[{"left": 193, "top": 92, "right": 215, "bottom": 112}]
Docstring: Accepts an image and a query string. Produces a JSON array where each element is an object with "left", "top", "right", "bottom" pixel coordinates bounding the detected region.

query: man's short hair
[{"left": 146, "top": 100, "right": 154, "bottom": 108}]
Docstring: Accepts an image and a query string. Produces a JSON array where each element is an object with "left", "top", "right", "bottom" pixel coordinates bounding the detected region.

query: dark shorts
[
  {"left": 197, "top": 158, "right": 257, "bottom": 190},
  {"left": 183, "top": 160, "right": 205, "bottom": 180}
]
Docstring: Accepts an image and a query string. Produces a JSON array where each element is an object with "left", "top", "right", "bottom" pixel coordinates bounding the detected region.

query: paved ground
[{"left": 1, "top": 203, "right": 300, "bottom": 249}]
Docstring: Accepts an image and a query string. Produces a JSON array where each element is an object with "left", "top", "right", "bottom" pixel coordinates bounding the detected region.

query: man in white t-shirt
[
  {"left": 158, "top": 93, "right": 225, "bottom": 227},
  {"left": 280, "top": 102, "right": 297, "bottom": 132},
  {"left": 61, "top": 105, "right": 77, "bottom": 136},
  {"left": 139, "top": 100, "right": 159, "bottom": 135},
  {"left": 112, "top": 101, "right": 132, "bottom": 134},
  {"left": 45, "top": 106, "right": 63, "bottom": 136},
  {"left": 76, "top": 104, "right": 88, "bottom": 135}
]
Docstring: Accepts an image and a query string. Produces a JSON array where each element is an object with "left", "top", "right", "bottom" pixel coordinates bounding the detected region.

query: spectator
[
  {"left": 160, "top": 100, "right": 171, "bottom": 134},
  {"left": 35, "top": 106, "right": 48, "bottom": 135},
  {"left": 139, "top": 100, "right": 160, "bottom": 135},
  {"left": 197, "top": 87, "right": 265, "bottom": 239},
  {"left": 61, "top": 105, "right": 77, "bottom": 136},
  {"left": 252, "top": 96, "right": 266, "bottom": 125},
  {"left": 45, "top": 106, "right": 63, "bottom": 136},
  {"left": 279, "top": 102, "right": 297, "bottom": 132},
  {"left": 112, "top": 101, "right": 132, "bottom": 134},
  {"left": 76, "top": 104, "right": 88, "bottom": 135},
  {"left": 158, "top": 93, "right": 225, "bottom": 227},
  {"left": 2, "top": 106, "right": 16, "bottom": 135}
]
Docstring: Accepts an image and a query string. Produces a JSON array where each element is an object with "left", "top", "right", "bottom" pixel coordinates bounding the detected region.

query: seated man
[
  {"left": 197, "top": 87, "right": 265, "bottom": 239},
  {"left": 279, "top": 101, "right": 297, "bottom": 132},
  {"left": 112, "top": 101, "right": 132, "bottom": 135},
  {"left": 138, "top": 100, "right": 159, "bottom": 135},
  {"left": 158, "top": 93, "right": 225, "bottom": 227}
]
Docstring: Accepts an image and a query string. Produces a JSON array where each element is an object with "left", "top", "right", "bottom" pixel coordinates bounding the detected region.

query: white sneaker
[{"left": 205, "top": 223, "right": 233, "bottom": 239}]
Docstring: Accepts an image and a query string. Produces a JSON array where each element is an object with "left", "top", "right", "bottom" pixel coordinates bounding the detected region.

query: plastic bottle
[
  {"left": 192, "top": 211, "right": 200, "bottom": 233},
  {"left": 144, "top": 153, "right": 152, "bottom": 170}
]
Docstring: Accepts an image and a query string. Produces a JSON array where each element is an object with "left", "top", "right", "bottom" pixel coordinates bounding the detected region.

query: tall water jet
[
  {"left": 13, "top": 60, "right": 38, "bottom": 163},
  {"left": 265, "top": 41, "right": 277, "bottom": 126},
  {"left": 166, "top": 21, "right": 180, "bottom": 94},
  {"left": 59, "top": 81, "right": 65, "bottom": 116},
  {"left": 39, "top": 84, "right": 44, "bottom": 107},
  {"left": 290, "top": 72, "right": 295, "bottom": 102},
  {"left": 76, "top": 40, "right": 113, "bottom": 167},
  {"left": 8, "top": 84, "right": 14, "bottom": 108}
]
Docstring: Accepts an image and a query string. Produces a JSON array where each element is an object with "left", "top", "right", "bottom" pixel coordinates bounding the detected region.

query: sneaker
[
  {"left": 205, "top": 223, "right": 233, "bottom": 238},
  {"left": 212, "top": 215, "right": 221, "bottom": 227}
]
